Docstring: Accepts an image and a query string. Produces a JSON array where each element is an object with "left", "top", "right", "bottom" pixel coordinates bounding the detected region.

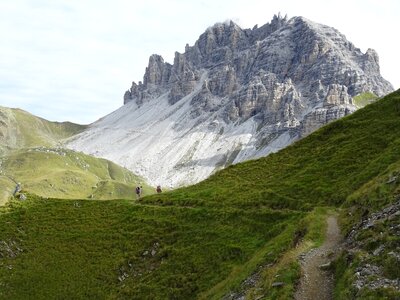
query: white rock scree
[{"left": 67, "top": 14, "right": 393, "bottom": 188}]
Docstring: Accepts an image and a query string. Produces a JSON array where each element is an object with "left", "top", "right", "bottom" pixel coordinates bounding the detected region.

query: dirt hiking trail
[{"left": 295, "top": 215, "right": 342, "bottom": 300}]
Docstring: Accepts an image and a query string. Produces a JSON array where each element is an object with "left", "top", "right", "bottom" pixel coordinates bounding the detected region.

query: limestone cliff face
[
  {"left": 124, "top": 15, "right": 392, "bottom": 135},
  {"left": 72, "top": 15, "right": 393, "bottom": 187}
]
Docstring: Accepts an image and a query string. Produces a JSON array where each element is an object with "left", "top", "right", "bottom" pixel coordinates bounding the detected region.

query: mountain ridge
[{"left": 0, "top": 105, "right": 87, "bottom": 155}]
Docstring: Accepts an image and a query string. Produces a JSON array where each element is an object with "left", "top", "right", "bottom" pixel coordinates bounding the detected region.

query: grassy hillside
[
  {"left": 0, "top": 90, "right": 399, "bottom": 299},
  {"left": 0, "top": 196, "right": 305, "bottom": 299},
  {"left": 0, "top": 106, "right": 87, "bottom": 155},
  {"left": 0, "top": 106, "right": 154, "bottom": 203},
  {"left": 0, "top": 147, "right": 153, "bottom": 202},
  {"left": 0, "top": 176, "right": 14, "bottom": 206},
  {"left": 142, "top": 89, "right": 400, "bottom": 211}
]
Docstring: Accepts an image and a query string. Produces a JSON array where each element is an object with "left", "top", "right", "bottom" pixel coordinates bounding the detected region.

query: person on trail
[
  {"left": 135, "top": 186, "right": 141, "bottom": 199},
  {"left": 13, "top": 183, "right": 21, "bottom": 196},
  {"left": 156, "top": 185, "right": 162, "bottom": 194}
]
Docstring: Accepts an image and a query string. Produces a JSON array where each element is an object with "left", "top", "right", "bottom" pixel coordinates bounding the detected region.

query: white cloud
[{"left": 0, "top": 0, "right": 398, "bottom": 124}]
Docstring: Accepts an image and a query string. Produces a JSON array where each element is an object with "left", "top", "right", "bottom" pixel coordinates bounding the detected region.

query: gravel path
[{"left": 294, "top": 215, "right": 342, "bottom": 300}]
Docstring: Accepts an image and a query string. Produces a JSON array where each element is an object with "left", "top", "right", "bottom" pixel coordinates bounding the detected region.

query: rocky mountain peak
[
  {"left": 196, "top": 20, "right": 246, "bottom": 55},
  {"left": 143, "top": 54, "right": 167, "bottom": 86},
  {"left": 76, "top": 15, "right": 394, "bottom": 187},
  {"left": 251, "top": 13, "right": 288, "bottom": 40}
]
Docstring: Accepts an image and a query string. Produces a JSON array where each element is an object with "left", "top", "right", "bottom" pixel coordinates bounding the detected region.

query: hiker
[
  {"left": 156, "top": 185, "right": 162, "bottom": 194},
  {"left": 135, "top": 186, "right": 141, "bottom": 199},
  {"left": 13, "top": 183, "right": 21, "bottom": 196}
]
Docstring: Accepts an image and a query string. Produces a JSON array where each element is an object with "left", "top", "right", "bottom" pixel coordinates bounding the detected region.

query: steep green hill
[
  {"left": 0, "top": 106, "right": 87, "bottom": 155},
  {"left": 143, "top": 89, "right": 400, "bottom": 211},
  {"left": 0, "top": 147, "right": 153, "bottom": 201},
  {"left": 0, "top": 90, "right": 399, "bottom": 299}
]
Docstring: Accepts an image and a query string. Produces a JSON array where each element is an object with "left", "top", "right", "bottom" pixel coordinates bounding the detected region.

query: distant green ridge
[
  {"left": 0, "top": 106, "right": 87, "bottom": 155},
  {"left": 0, "top": 106, "right": 154, "bottom": 203},
  {"left": 0, "top": 147, "right": 153, "bottom": 201}
]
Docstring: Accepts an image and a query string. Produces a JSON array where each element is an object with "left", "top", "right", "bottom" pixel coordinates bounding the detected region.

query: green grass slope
[
  {"left": 143, "top": 89, "right": 400, "bottom": 211},
  {"left": 0, "top": 147, "right": 153, "bottom": 201},
  {"left": 0, "top": 106, "right": 154, "bottom": 203},
  {"left": 0, "top": 197, "right": 303, "bottom": 299},
  {"left": 353, "top": 91, "right": 378, "bottom": 108},
  {"left": 0, "top": 90, "right": 399, "bottom": 299},
  {"left": 0, "top": 106, "right": 87, "bottom": 155}
]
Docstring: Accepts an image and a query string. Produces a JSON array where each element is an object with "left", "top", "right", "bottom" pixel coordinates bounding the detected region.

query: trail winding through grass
[{"left": 295, "top": 215, "right": 342, "bottom": 300}]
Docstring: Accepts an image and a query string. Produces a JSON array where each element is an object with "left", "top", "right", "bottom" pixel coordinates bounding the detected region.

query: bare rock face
[
  {"left": 124, "top": 15, "right": 392, "bottom": 123},
  {"left": 124, "top": 54, "right": 172, "bottom": 105},
  {"left": 299, "top": 84, "right": 355, "bottom": 136},
  {"left": 70, "top": 14, "right": 394, "bottom": 187}
]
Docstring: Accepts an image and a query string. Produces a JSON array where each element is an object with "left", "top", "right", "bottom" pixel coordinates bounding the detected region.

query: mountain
[
  {"left": 67, "top": 15, "right": 393, "bottom": 188},
  {"left": 1, "top": 90, "right": 399, "bottom": 299},
  {"left": 0, "top": 106, "right": 87, "bottom": 156}
]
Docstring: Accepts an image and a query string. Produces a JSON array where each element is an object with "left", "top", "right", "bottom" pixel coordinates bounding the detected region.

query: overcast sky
[{"left": 1, "top": 0, "right": 399, "bottom": 124}]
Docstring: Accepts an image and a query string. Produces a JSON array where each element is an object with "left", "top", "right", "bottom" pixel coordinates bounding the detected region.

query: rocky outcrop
[
  {"left": 338, "top": 198, "right": 400, "bottom": 297},
  {"left": 69, "top": 15, "right": 394, "bottom": 187},
  {"left": 124, "top": 54, "right": 172, "bottom": 105},
  {"left": 300, "top": 84, "right": 355, "bottom": 136}
]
